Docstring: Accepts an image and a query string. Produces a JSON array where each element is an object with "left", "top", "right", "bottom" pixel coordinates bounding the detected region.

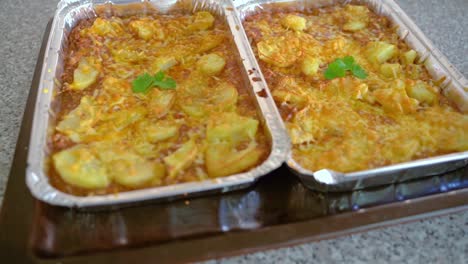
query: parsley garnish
[
  {"left": 132, "top": 71, "right": 177, "bottom": 94},
  {"left": 152, "top": 71, "right": 176, "bottom": 90},
  {"left": 324, "top": 56, "right": 368, "bottom": 80},
  {"left": 132, "top": 73, "right": 155, "bottom": 93}
]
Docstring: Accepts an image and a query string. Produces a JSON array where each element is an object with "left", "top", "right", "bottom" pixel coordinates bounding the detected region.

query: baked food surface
[
  {"left": 49, "top": 11, "right": 269, "bottom": 195},
  {"left": 244, "top": 4, "right": 467, "bottom": 173}
]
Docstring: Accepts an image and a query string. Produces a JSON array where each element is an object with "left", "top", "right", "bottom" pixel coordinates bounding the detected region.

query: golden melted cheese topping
[
  {"left": 49, "top": 11, "right": 269, "bottom": 195},
  {"left": 244, "top": 4, "right": 467, "bottom": 173}
]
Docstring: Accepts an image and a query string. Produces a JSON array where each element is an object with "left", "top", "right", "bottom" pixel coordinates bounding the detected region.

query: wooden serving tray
[{"left": 0, "top": 21, "right": 467, "bottom": 264}]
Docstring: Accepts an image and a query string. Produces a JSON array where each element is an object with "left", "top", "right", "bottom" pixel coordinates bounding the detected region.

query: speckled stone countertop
[{"left": 0, "top": 0, "right": 467, "bottom": 263}]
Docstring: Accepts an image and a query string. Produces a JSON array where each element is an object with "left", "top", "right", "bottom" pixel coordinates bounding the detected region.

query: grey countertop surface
[{"left": 0, "top": 0, "right": 467, "bottom": 263}]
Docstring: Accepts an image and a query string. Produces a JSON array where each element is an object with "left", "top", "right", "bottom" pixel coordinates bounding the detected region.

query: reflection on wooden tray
[{"left": 31, "top": 165, "right": 468, "bottom": 258}]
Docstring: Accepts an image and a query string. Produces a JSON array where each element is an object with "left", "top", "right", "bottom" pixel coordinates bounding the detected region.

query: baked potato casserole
[
  {"left": 244, "top": 4, "right": 467, "bottom": 173},
  {"left": 49, "top": 10, "right": 269, "bottom": 195}
]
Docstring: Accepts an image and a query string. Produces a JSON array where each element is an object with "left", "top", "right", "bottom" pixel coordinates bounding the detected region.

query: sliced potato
[
  {"left": 89, "top": 17, "right": 123, "bottom": 37},
  {"left": 207, "top": 112, "right": 259, "bottom": 145},
  {"left": 108, "top": 153, "right": 156, "bottom": 188},
  {"left": 180, "top": 104, "right": 206, "bottom": 117},
  {"left": 272, "top": 77, "right": 309, "bottom": 107},
  {"left": 149, "top": 90, "right": 175, "bottom": 118},
  {"left": 129, "top": 19, "right": 164, "bottom": 40},
  {"left": 205, "top": 142, "right": 263, "bottom": 178},
  {"left": 287, "top": 122, "right": 315, "bottom": 144},
  {"left": 344, "top": 5, "right": 369, "bottom": 19},
  {"left": 380, "top": 63, "right": 402, "bottom": 79},
  {"left": 179, "top": 81, "right": 238, "bottom": 117},
  {"left": 197, "top": 53, "right": 226, "bottom": 75},
  {"left": 272, "top": 89, "right": 307, "bottom": 107},
  {"left": 365, "top": 41, "right": 397, "bottom": 64},
  {"left": 145, "top": 123, "right": 179, "bottom": 143},
  {"left": 92, "top": 143, "right": 163, "bottom": 187},
  {"left": 281, "top": 14, "right": 306, "bottom": 31},
  {"left": 151, "top": 162, "right": 166, "bottom": 186},
  {"left": 211, "top": 82, "right": 238, "bottom": 110},
  {"left": 301, "top": 57, "right": 321, "bottom": 76},
  {"left": 111, "top": 48, "right": 146, "bottom": 63},
  {"left": 401, "top": 50, "right": 417, "bottom": 65},
  {"left": 177, "top": 80, "right": 209, "bottom": 117},
  {"left": 151, "top": 56, "right": 177, "bottom": 73},
  {"left": 406, "top": 81, "right": 437, "bottom": 105},
  {"left": 133, "top": 142, "right": 157, "bottom": 159},
  {"left": 153, "top": 33, "right": 223, "bottom": 60},
  {"left": 343, "top": 21, "right": 366, "bottom": 32},
  {"left": 163, "top": 140, "right": 198, "bottom": 179},
  {"left": 343, "top": 5, "right": 369, "bottom": 32},
  {"left": 374, "top": 86, "right": 419, "bottom": 114},
  {"left": 257, "top": 36, "right": 301, "bottom": 67},
  {"left": 328, "top": 76, "right": 370, "bottom": 100},
  {"left": 129, "top": 20, "right": 153, "bottom": 40},
  {"left": 53, "top": 145, "right": 110, "bottom": 189},
  {"left": 56, "top": 96, "right": 97, "bottom": 142},
  {"left": 70, "top": 57, "right": 100, "bottom": 90},
  {"left": 196, "top": 34, "right": 225, "bottom": 53},
  {"left": 188, "top": 11, "right": 215, "bottom": 31},
  {"left": 100, "top": 106, "right": 147, "bottom": 131},
  {"left": 291, "top": 108, "right": 320, "bottom": 140},
  {"left": 322, "top": 37, "right": 363, "bottom": 61}
]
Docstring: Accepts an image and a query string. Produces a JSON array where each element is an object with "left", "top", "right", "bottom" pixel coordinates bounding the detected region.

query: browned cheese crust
[
  {"left": 243, "top": 4, "right": 467, "bottom": 173},
  {"left": 49, "top": 10, "right": 269, "bottom": 195}
]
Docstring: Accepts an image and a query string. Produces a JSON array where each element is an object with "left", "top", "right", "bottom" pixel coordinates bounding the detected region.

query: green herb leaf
[
  {"left": 153, "top": 78, "right": 177, "bottom": 90},
  {"left": 132, "top": 73, "right": 155, "bottom": 94},
  {"left": 324, "top": 56, "right": 368, "bottom": 80},
  {"left": 132, "top": 71, "right": 177, "bottom": 93},
  {"left": 351, "top": 64, "right": 368, "bottom": 79},
  {"left": 154, "top": 71, "right": 165, "bottom": 82},
  {"left": 325, "top": 60, "right": 347, "bottom": 80},
  {"left": 342, "top": 56, "right": 355, "bottom": 66},
  {"left": 153, "top": 71, "right": 177, "bottom": 90}
]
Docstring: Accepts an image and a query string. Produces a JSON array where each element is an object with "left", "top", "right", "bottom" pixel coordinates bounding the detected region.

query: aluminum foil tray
[
  {"left": 26, "top": 0, "right": 290, "bottom": 208},
  {"left": 232, "top": 0, "right": 468, "bottom": 192}
]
